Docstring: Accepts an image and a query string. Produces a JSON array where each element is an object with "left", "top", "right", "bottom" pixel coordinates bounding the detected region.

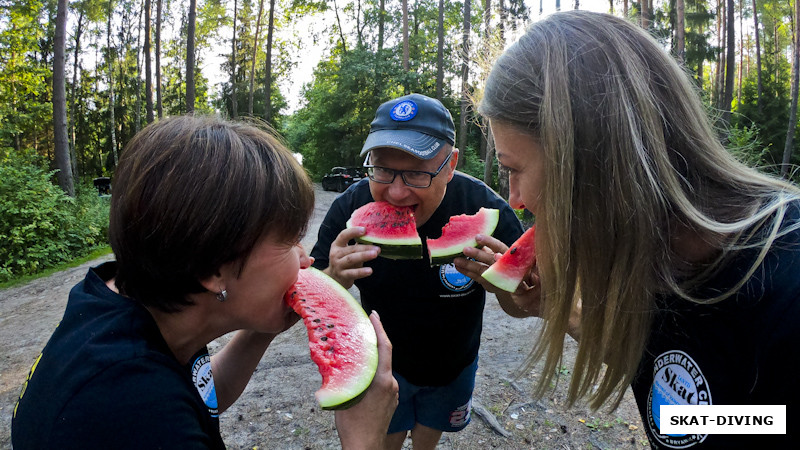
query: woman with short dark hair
[{"left": 12, "top": 115, "right": 398, "bottom": 449}]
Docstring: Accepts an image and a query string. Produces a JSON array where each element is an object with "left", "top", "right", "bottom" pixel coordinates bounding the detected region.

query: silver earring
[{"left": 216, "top": 289, "right": 227, "bottom": 302}]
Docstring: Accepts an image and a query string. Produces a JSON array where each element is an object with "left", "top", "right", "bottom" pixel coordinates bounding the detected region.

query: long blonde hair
[{"left": 479, "top": 11, "right": 800, "bottom": 410}]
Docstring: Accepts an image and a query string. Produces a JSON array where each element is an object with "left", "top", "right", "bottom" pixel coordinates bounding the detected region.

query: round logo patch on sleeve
[
  {"left": 646, "top": 350, "right": 711, "bottom": 448},
  {"left": 192, "top": 354, "right": 219, "bottom": 417},
  {"left": 390, "top": 100, "right": 417, "bottom": 121}
]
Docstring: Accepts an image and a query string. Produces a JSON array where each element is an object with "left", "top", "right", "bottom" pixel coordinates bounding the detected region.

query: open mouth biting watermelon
[
  {"left": 284, "top": 267, "right": 378, "bottom": 410},
  {"left": 482, "top": 225, "right": 536, "bottom": 292},
  {"left": 426, "top": 208, "right": 500, "bottom": 266},
  {"left": 346, "top": 201, "right": 423, "bottom": 259}
]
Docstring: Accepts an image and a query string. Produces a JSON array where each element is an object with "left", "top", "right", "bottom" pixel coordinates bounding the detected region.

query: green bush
[{"left": 0, "top": 152, "right": 110, "bottom": 282}]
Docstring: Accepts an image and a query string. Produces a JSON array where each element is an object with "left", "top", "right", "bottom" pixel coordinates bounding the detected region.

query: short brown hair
[{"left": 109, "top": 115, "right": 314, "bottom": 312}]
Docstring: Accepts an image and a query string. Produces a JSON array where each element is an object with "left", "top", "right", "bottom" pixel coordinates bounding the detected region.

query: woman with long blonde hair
[{"left": 455, "top": 10, "right": 800, "bottom": 447}]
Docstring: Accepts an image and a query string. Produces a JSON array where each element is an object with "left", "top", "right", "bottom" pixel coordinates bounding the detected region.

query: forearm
[
  {"left": 567, "top": 299, "right": 582, "bottom": 341},
  {"left": 210, "top": 330, "right": 277, "bottom": 413},
  {"left": 495, "top": 291, "right": 531, "bottom": 318},
  {"left": 496, "top": 290, "right": 582, "bottom": 341}
]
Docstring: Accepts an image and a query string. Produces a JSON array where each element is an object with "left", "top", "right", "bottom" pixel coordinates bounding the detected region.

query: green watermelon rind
[
  {"left": 286, "top": 267, "right": 379, "bottom": 410},
  {"left": 482, "top": 226, "right": 536, "bottom": 293},
  {"left": 427, "top": 208, "right": 500, "bottom": 266},
  {"left": 353, "top": 236, "right": 423, "bottom": 259},
  {"left": 482, "top": 265, "right": 523, "bottom": 292}
]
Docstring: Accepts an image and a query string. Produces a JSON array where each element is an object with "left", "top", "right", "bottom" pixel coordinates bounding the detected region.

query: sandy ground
[{"left": 0, "top": 183, "right": 649, "bottom": 449}]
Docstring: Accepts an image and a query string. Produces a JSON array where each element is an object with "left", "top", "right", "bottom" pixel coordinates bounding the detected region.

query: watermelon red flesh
[
  {"left": 346, "top": 201, "right": 423, "bottom": 260},
  {"left": 482, "top": 226, "right": 536, "bottom": 292},
  {"left": 284, "top": 267, "right": 378, "bottom": 410},
  {"left": 426, "top": 208, "right": 500, "bottom": 265}
]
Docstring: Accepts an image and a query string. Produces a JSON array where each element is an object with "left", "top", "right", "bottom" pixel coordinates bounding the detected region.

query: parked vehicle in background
[{"left": 321, "top": 166, "right": 366, "bottom": 192}]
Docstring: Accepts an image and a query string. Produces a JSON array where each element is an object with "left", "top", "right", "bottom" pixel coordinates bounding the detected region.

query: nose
[
  {"left": 297, "top": 244, "right": 313, "bottom": 269},
  {"left": 507, "top": 182, "right": 525, "bottom": 210},
  {"left": 384, "top": 175, "right": 412, "bottom": 202}
]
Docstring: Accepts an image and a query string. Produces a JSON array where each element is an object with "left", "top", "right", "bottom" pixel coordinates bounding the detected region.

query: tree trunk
[
  {"left": 107, "top": 0, "right": 117, "bottom": 167},
  {"left": 497, "top": 0, "right": 508, "bottom": 199},
  {"left": 231, "top": 0, "right": 238, "bottom": 119},
  {"left": 264, "top": 0, "right": 275, "bottom": 122},
  {"left": 782, "top": 0, "right": 800, "bottom": 177},
  {"left": 155, "top": 0, "right": 163, "bottom": 118},
  {"left": 737, "top": 0, "right": 743, "bottom": 104},
  {"left": 54, "top": 0, "right": 75, "bottom": 196},
  {"left": 135, "top": 2, "right": 143, "bottom": 131},
  {"left": 715, "top": 0, "right": 724, "bottom": 108},
  {"left": 676, "top": 0, "right": 685, "bottom": 63},
  {"left": 186, "top": 0, "right": 197, "bottom": 113},
  {"left": 436, "top": 0, "right": 444, "bottom": 99},
  {"left": 402, "top": 0, "right": 409, "bottom": 71},
  {"left": 721, "top": 0, "right": 735, "bottom": 126},
  {"left": 753, "top": 0, "right": 763, "bottom": 112},
  {"left": 248, "top": 0, "right": 265, "bottom": 116},
  {"left": 640, "top": 0, "right": 648, "bottom": 29},
  {"left": 144, "top": 0, "right": 154, "bottom": 123},
  {"left": 332, "top": 0, "right": 348, "bottom": 53},
  {"left": 69, "top": 9, "right": 85, "bottom": 181},
  {"left": 458, "top": 0, "right": 471, "bottom": 168}
]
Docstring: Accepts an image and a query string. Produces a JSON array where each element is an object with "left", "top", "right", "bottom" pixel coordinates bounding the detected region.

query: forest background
[{"left": 2, "top": 0, "right": 800, "bottom": 283}]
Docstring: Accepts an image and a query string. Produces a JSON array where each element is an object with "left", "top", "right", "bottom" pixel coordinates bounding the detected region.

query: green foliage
[
  {"left": 0, "top": 151, "right": 109, "bottom": 282},
  {"left": 727, "top": 124, "right": 772, "bottom": 169},
  {"left": 733, "top": 49, "right": 792, "bottom": 175},
  {"left": 458, "top": 144, "right": 486, "bottom": 181}
]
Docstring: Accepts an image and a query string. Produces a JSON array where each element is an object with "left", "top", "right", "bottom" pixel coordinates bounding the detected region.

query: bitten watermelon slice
[
  {"left": 346, "top": 201, "right": 423, "bottom": 259},
  {"left": 284, "top": 267, "right": 378, "bottom": 410},
  {"left": 426, "top": 208, "right": 500, "bottom": 266},
  {"left": 482, "top": 226, "right": 536, "bottom": 292}
]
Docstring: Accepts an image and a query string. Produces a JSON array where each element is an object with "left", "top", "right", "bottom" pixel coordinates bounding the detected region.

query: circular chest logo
[
  {"left": 192, "top": 354, "right": 219, "bottom": 417},
  {"left": 647, "top": 350, "right": 711, "bottom": 448},
  {"left": 439, "top": 263, "right": 474, "bottom": 292},
  {"left": 390, "top": 100, "right": 417, "bottom": 121}
]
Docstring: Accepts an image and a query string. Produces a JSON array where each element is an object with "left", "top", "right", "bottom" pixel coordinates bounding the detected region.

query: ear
[
  {"left": 198, "top": 271, "right": 224, "bottom": 294},
  {"left": 447, "top": 148, "right": 459, "bottom": 182}
]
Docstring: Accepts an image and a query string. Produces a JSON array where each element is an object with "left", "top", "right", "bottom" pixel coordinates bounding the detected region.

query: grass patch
[{"left": 0, "top": 246, "right": 112, "bottom": 290}]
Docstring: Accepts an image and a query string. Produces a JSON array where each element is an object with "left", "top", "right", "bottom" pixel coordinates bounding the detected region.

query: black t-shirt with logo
[
  {"left": 11, "top": 262, "right": 225, "bottom": 449},
  {"left": 311, "top": 173, "right": 524, "bottom": 386},
  {"left": 631, "top": 202, "right": 800, "bottom": 448}
]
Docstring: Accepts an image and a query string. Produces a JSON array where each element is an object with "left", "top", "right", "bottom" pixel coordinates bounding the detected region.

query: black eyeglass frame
[{"left": 362, "top": 151, "right": 453, "bottom": 188}]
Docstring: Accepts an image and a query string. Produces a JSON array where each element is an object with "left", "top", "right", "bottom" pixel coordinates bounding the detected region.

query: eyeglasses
[{"left": 362, "top": 151, "right": 453, "bottom": 188}]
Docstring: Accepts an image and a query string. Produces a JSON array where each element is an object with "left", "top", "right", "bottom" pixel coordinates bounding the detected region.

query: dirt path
[{"left": 0, "top": 183, "right": 648, "bottom": 449}]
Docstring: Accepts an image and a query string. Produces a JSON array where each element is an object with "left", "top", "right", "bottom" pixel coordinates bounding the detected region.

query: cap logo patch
[{"left": 390, "top": 100, "right": 417, "bottom": 121}]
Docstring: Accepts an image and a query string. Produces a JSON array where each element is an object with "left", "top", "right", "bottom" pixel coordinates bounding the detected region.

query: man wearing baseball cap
[{"left": 311, "top": 93, "right": 524, "bottom": 449}]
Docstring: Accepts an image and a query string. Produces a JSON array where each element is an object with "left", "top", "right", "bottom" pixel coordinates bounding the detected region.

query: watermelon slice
[
  {"left": 482, "top": 226, "right": 536, "bottom": 292},
  {"left": 284, "top": 267, "right": 378, "bottom": 410},
  {"left": 426, "top": 208, "right": 500, "bottom": 266},
  {"left": 346, "top": 201, "right": 423, "bottom": 259}
]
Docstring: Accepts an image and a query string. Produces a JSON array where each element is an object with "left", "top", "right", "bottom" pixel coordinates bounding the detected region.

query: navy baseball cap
[{"left": 360, "top": 93, "right": 456, "bottom": 160}]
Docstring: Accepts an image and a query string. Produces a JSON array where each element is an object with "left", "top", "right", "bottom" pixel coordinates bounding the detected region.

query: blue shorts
[{"left": 387, "top": 357, "right": 478, "bottom": 433}]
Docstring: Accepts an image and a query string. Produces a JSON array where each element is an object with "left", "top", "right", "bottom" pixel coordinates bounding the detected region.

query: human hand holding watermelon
[
  {"left": 325, "top": 225, "right": 382, "bottom": 289},
  {"left": 455, "top": 227, "right": 542, "bottom": 316},
  {"left": 334, "top": 312, "right": 400, "bottom": 449}
]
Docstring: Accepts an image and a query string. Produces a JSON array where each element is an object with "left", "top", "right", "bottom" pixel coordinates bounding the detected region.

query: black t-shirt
[
  {"left": 311, "top": 173, "right": 524, "bottom": 386},
  {"left": 631, "top": 202, "right": 800, "bottom": 448},
  {"left": 12, "top": 262, "right": 225, "bottom": 449}
]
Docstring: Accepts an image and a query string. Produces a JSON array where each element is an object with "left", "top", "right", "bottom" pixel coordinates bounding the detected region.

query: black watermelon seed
[{"left": 510, "top": 247, "right": 517, "bottom": 254}]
